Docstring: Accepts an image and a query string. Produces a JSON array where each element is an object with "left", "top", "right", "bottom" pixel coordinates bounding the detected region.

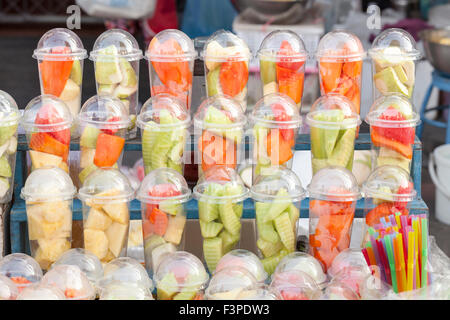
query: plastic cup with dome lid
[
  {"left": 0, "top": 253, "right": 43, "bottom": 292},
  {"left": 269, "top": 269, "right": 322, "bottom": 300},
  {"left": 215, "top": 249, "right": 268, "bottom": 283},
  {"left": 16, "top": 283, "right": 66, "bottom": 300},
  {"left": 205, "top": 266, "right": 259, "bottom": 300}
]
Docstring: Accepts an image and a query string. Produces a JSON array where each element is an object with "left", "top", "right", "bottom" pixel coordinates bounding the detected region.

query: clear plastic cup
[
  {"left": 16, "top": 284, "right": 66, "bottom": 300},
  {"left": 154, "top": 251, "right": 208, "bottom": 300},
  {"left": 0, "top": 253, "right": 43, "bottom": 292},
  {"left": 90, "top": 29, "right": 142, "bottom": 139},
  {"left": 205, "top": 266, "right": 258, "bottom": 300},
  {"left": 328, "top": 248, "right": 371, "bottom": 279},
  {"left": 99, "top": 281, "right": 154, "bottom": 300},
  {"left": 137, "top": 94, "right": 190, "bottom": 175},
  {"left": 307, "top": 167, "right": 361, "bottom": 272},
  {"left": 0, "top": 275, "right": 19, "bottom": 300},
  {"left": 269, "top": 269, "right": 321, "bottom": 300},
  {"left": 369, "top": 28, "right": 421, "bottom": 101},
  {"left": 273, "top": 252, "right": 327, "bottom": 287},
  {"left": 235, "top": 284, "right": 280, "bottom": 300},
  {"left": 136, "top": 168, "right": 192, "bottom": 273},
  {"left": 193, "top": 166, "right": 249, "bottom": 273},
  {"left": 320, "top": 279, "right": 359, "bottom": 300},
  {"left": 365, "top": 94, "right": 420, "bottom": 173},
  {"left": 215, "top": 249, "right": 268, "bottom": 283},
  {"left": 359, "top": 273, "right": 392, "bottom": 300},
  {"left": 316, "top": 30, "right": 364, "bottom": 116},
  {"left": 21, "top": 95, "right": 73, "bottom": 174},
  {"left": 251, "top": 168, "right": 306, "bottom": 275},
  {"left": 0, "top": 91, "right": 20, "bottom": 203},
  {"left": 33, "top": 28, "right": 87, "bottom": 122},
  {"left": 329, "top": 265, "right": 372, "bottom": 298},
  {"left": 306, "top": 94, "right": 361, "bottom": 174},
  {"left": 194, "top": 95, "right": 246, "bottom": 179},
  {"left": 146, "top": 29, "right": 196, "bottom": 110},
  {"left": 258, "top": 30, "right": 308, "bottom": 109},
  {"left": 53, "top": 248, "right": 104, "bottom": 286},
  {"left": 41, "top": 264, "right": 96, "bottom": 300},
  {"left": 201, "top": 30, "right": 251, "bottom": 110},
  {"left": 76, "top": 94, "right": 131, "bottom": 187},
  {"left": 78, "top": 167, "right": 134, "bottom": 264},
  {"left": 20, "top": 168, "right": 76, "bottom": 270},
  {"left": 250, "top": 93, "right": 302, "bottom": 181},
  {"left": 98, "top": 257, "right": 154, "bottom": 291},
  {"left": 362, "top": 165, "right": 416, "bottom": 243}
]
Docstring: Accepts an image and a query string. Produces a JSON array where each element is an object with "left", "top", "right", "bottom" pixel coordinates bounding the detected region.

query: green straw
[
  {"left": 385, "top": 236, "right": 398, "bottom": 293},
  {"left": 421, "top": 219, "right": 428, "bottom": 288},
  {"left": 368, "top": 227, "right": 376, "bottom": 236}
]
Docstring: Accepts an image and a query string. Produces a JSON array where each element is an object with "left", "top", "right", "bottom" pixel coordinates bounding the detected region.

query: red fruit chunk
[
  {"left": 219, "top": 60, "right": 248, "bottom": 97},
  {"left": 149, "top": 183, "right": 181, "bottom": 198},
  {"left": 39, "top": 46, "right": 74, "bottom": 97},
  {"left": 374, "top": 106, "right": 415, "bottom": 145},
  {"left": 100, "top": 116, "right": 121, "bottom": 135},
  {"left": 276, "top": 40, "right": 305, "bottom": 71},
  {"left": 35, "top": 103, "right": 71, "bottom": 145}
]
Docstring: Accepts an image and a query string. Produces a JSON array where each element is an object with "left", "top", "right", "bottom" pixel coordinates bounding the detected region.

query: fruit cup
[
  {"left": 320, "top": 280, "right": 360, "bottom": 300},
  {"left": 365, "top": 94, "right": 419, "bottom": 173},
  {"left": 250, "top": 93, "right": 302, "bottom": 182},
  {"left": 33, "top": 28, "right": 87, "bottom": 128},
  {"left": 369, "top": 28, "right": 421, "bottom": 101},
  {"left": 77, "top": 94, "right": 130, "bottom": 187},
  {"left": 99, "top": 281, "right": 154, "bottom": 300},
  {"left": 201, "top": 30, "right": 251, "bottom": 111},
  {"left": 250, "top": 168, "right": 306, "bottom": 275},
  {"left": 78, "top": 168, "right": 134, "bottom": 264},
  {"left": 154, "top": 251, "right": 209, "bottom": 300},
  {"left": 41, "top": 265, "right": 96, "bottom": 300},
  {"left": 306, "top": 94, "right": 361, "bottom": 174},
  {"left": 0, "top": 253, "right": 43, "bottom": 292},
  {"left": 316, "top": 30, "right": 364, "bottom": 116},
  {"left": 327, "top": 248, "right": 371, "bottom": 279},
  {"left": 194, "top": 95, "right": 246, "bottom": 179},
  {"left": 136, "top": 167, "right": 192, "bottom": 273},
  {"left": 146, "top": 29, "right": 196, "bottom": 110},
  {"left": 307, "top": 167, "right": 361, "bottom": 272},
  {"left": 0, "top": 91, "right": 19, "bottom": 203},
  {"left": 0, "top": 275, "right": 18, "bottom": 300},
  {"left": 90, "top": 29, "right": 142, "bottom": 139},
  {"left": 16, "top": 284, "right": 66, "bottom": 300},
  {"left": 269, "top": 269, "right": 321, "bottom": 300},
  {"left": 137, "top": 94, "right": 190, "bottom": 175},
  {"left": 362, "top": 165, "right": 416, "bottom": 243},
  {"left": 234, "top": 285, "right": 279, "bottom": 300},
  {"left": 258, "top": 30, "right": 308, "bottom": 109},
  {"left": 215, "top": 249, "right": 268, "bottom": 284},
  {"left": 193, "top": 166, "right": 249, "bottom": 273},
  {"left": 21, "top": 95, "right": 73, "bottom": 174},
  {"left": 205, "top": 266, "right": 259, "bottom": 300}
]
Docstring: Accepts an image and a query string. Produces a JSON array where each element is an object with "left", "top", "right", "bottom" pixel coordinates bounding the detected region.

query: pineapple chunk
[
  {"left": 34, "top": 247, "right": 52, "bottom": 271},
  {"left": 27, "top": 204, "right": 71, "bottom": 240},
  {"left": 85, "top": 189, "right": 121, "bottom": 209},
  {"left": 58, "top": 161, "right": 69, "bottom": 173},
  {"left": 102, "top": 201, "right": 129, "bottom": 224},
  {"left": 102, "top": 250, "right": 116, "bottom": 263},
  {"left": 84, "top": 207, "right": 112, "bottom": 231},
  {"left": 105, "top": 222, "right": 128, "bottom": 257},
  {"left": 80, "top": 147, "right": 96, "bottom": 169},
  {"left": 163, "top": 215, "right": 186, "bottom": 245},
  {"left": 84, "top": 228, "right": 109, "bottom": 260},
  {"left": 37, "top": 238, "right": 71, "bottom": 264},
  {"left": 29, "top": 150, "right": 62, "bottom": 169},
  {"left": 41, "top": 201, "right": 71, "bottom": 223}
]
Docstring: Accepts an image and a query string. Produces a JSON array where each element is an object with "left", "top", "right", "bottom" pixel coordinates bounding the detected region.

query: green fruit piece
[
  {"left": 94, "top": 45, "right": 123, "bottom": 85},
  {"left": 114, "top": 85, "right": 137, "bottom": 99},
  {"left": 157, "top": 272, "right": 178, "bottom": 300},
  {"left": 233, "top": 203, "right": 243, "bottom": 219},
  {"left": 80, "top": 126, "right": 100, "bottom": 149},
  {"left": 169, "top": 140, "right": 185, "bottom": 162},
  {"left": 328, "top": 128, "right": 356, "bottom": 169},
  {"left": 401, "top": 60, "right": 415, "bottom": 87},
  {"left": 159, "top": 200, "right": 183, "bottom": 216},
  {"left": 206, "top": 67, "right": 222, "bottom": 97},
  {"left": 98, "top": 84, "right": 116, "bottom": 95},
  {"left": 260, "top": 59, "right": 277, "bottom": 85},
  {"left": 173, "top": 291, "right": 197, "bottom": 300},
  {"left": 312, "top": 110, "right": 345, "bottom": 159},
  {"left": 224, "top": 129, "right": 242, "bottom": 145},
  {"left": 219, "top": 230, "right": 240, "bottom": 254},
  {"left": 263, "top": 81, "right": 278, "bottom": 96},
  {"left": 198, "top": 185, "right": 221, "bottom": 223},
  {"left": 377, "top": 156, "right": 410, "bottom": 172},
  {"left": 119, "top": 58, "right": 137, "bottom": 87},
  {"left": 70, "top": 60, "right": 82, "bottom": 85},
  {"left": 311, "top": 158, "right": 329, "bottom": 174},
  {"left": 274, "top": 212, "right": 295, "bottom": 252},
  {"left": 261, "top": 249, "right": 288, "bottom": 275},
  {"left": 79, "top": 164, "right": 97, "bottom": 184},
  {"left": 205, "top": 106, "right": 232, "bottom": 126},
  {"left": 0, "top": 124, "right": 17, "bottom": 146},
  {"left": 144, "top": 234, "right": 166, "bottom": 252},
  {"left": 167, "top": 159, "right": 182, "bottom": 173},
  {"left": 219, "top": 200, "right": 241, "bottom": 235},
  {"left": 255, "top": 202, "right": 280, "bottom": 244},
  {"left": 0, "top": 156, "right": 11, "bottom": 178},
  {"left": 6, "top": 136, "right": 17, "bottom": 155},
  {"left": 0, "top": 177, "right": 10, "bottom": 198},
  {"left": 287, "top": 204, "right": 300, "bottom": 229},
  {"left": 263, "top": 188, "right": 291, "bottom": 223},
  {"left": 200, "top": 220, "right": 223, "bottom": 238},
  {"left": 393, "top": 64, "right": 408, "bottom": 84},
  {"left": 374, "top": 67, "right": 409, "bottom": 96},
  {"left": 203, "top": 237, "right": 223, "bottom": 272},
  {"left": 257, "top": 238, "right": 283, "bottom": 258},
  {"left": 142, "top": 121, "right": 158, "bottom": 172}
]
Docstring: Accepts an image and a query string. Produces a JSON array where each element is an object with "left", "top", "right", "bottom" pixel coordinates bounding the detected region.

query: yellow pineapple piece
[
  {"left": 27, "top": 204, "right": 70, "bottom": 240},
  {"left": 80, "top": 147, "right": 96, "bottom": 169},
  {"left": 84, "top": 228, "right": 109, "bottom": 260},
  {"left": 29, "top": 150, "right": 62, "bottom": 169},
  {"left": 37, "top": 238, "right": 71, "bottom": 264},
  {"left": 41, "top": 201, "right": 71, "bottom": 223},
  {"left": 34, "top": 247, "right": 52, "bottom": 270},
  {"left": 58, "top": 161, "right": 69, "bottom": 173},
  {"left": 163, "top": 214, "right": 186, "bottom": 245},
  {"left": 102, "top": 250, "right": 116, "bottom": 264},
  {"left": 102, "top": 202, "right": 129, "bottom": 224},
  {"left": 85, "top": 189, "right": 121, "bottom": 209},
  {"left": 84, "top": 207, "right": 112, "bottom": 231},
  {"left": 105, "top": 222, "right": 128, "bottom": 257}
]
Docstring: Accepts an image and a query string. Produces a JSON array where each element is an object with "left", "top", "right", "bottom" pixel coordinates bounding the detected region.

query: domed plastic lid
[
  {"left": 21, "top": 95, "right": 73, "bottom": 132},
  {"left": 307, "top": 166, "right": 361, "bottom": 202},
  {"left": 306, "top": 94, "right": 360, "bottom": 129},
  {"left": 369, "top": 28, "right": 421, "bottom": 60},
  {"left": 0, "top": 275, "right": 19, "bottom": 300},
  {"left": 316, "top": 30, "right": 365, "bottom": 61},
  {"left": 320, "top": 280, "right": 359, "bottom": 300},
  {"left": 235, "top": 285, "right": 279, "bottom": 300},
  {"left": 0, "top": 90, "right": 20, "bottom": 126},
  {"left": 273, "top": 252, "right": 327, "bottom": 285},
  {"left": 98, "top": 257, "right": 154, "bottom": 290},
  {"left": 251, "top": 168, "right": 306, "bottom": 203},
  {"left": 258, "top": 30, "right": 307, "bottom": 62},
  {"left": 330, "top": 265, "right": 371, "bottom": 296},
  {"left": 365, "top": 94, "right": 420, "bottom": 128},
  {"left": 362, "top": 165, "right": 416, "bottom": 202},
  {"left": 99, "top": 281, "right": 154, "bottom": 300},
  {"left": 90, "top": 29, "right": 143, "bottom": 61},
  {"left": 136, "top": 167, "right": 191, "bottom": 204},
  {"left": 17, "top": 284, "right": 66, "bottom": 300},
  {"left": 269, "top": 270, "right": 321, "bottom": 300},
  {"left": 215, "top": 249, "right": 268, "bottom": 283},
  {"left": 78, "top": 94, "right": 131, "bottom": 129},
  {"left": 205, "top": 266, "right": 258, "bottom": 300},
  {"left": 250, "top": 93, "right": 302, "bottom": 129},
  {"left": 194, "top": 95, "right": 246, "bottom": 129},
  {"left": 53, "top": 248, "right": 103, "bottom": 285},
  {"left": 33, "top": 28, "right": 87, "bottom": 61},
  {"left": 137, "top": 94, "right": 190, "bottom": 130},
  {"left": 154, "top": 251, "right": 209, "bottom": 290},
  {"left": 328, "top": 248, "right": 371, "bottom": 278},
  {"left": 21, "top": 167, "right": 76, "bottom": 202},
  {"left": 41, "top": 265, "right": 96, "bottom": 300},
  {"left": 0, "top": 253, "right": 43, "bottom": 286},
  {"left": 78, "top": 167, "right": 134, "bottom": 204},
  {"left": 193, "top": 167, "right": 249, "bottom": 204},
  {"left": 201, "top": 30, "right": 251, "bottom": 62},
  {"left": 146, "top": 29, "right": 196, "bottom": 61}
]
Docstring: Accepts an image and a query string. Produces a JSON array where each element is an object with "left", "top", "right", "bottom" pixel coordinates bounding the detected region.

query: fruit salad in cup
[
  {"left": 215, "top": 249, "right": 268, "bottom": 283},
  {"left": 205, "top": 266, "right": 259, "bottom": 300},
  {"left": 269, "top": 269, "right": 321, "bottom": 300},
  {"left": 16, "top": 284, "right": 66, "bottom": 300},
  {"left": 0, "top": 253, "right": 43, "bottom": 293}
]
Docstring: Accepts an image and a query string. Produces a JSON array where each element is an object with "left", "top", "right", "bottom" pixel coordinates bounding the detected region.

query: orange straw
[
  {"left": 396, "top": 233, "right": 407, "bottom": 293},
  {"left": 366, "top": 245, "right": 377, "bottom": 266},
  {"left": 393, "top": 236, "right": 403, "bottom": 292}
]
